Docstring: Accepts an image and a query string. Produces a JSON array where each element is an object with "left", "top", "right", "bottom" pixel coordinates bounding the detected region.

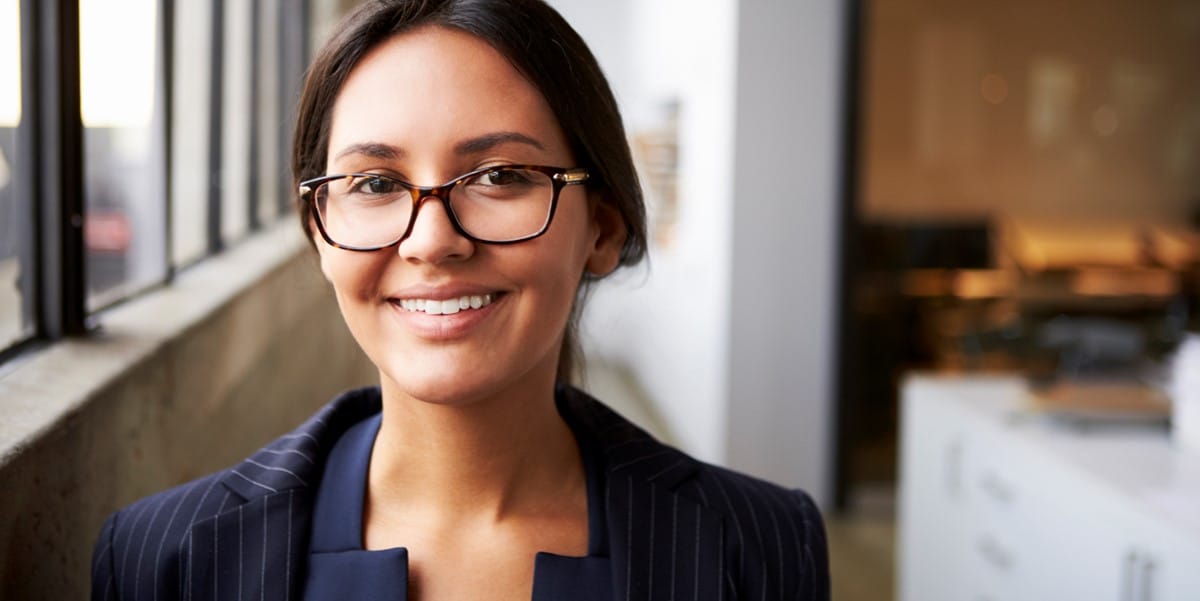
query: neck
[{"left": 367, "top": 375, "right": 582, "bottom": 521}]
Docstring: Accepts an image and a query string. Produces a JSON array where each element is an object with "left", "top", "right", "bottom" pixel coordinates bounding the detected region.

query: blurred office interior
[{"left": 1, "top": 0, "right": 1198, "bottom": 599}]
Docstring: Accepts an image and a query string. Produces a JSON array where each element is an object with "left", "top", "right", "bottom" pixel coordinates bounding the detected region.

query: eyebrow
[
  {"left": 333, "top": 142, "right": 404, "bottom": 163},
  {"left": 331, "top": 132, "right": 547, "bottom": 164},
  {"left": 454, "top": 131, "right": 546, "bottom": 155}
]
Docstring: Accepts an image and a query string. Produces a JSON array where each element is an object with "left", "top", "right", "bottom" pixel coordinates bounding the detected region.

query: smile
[{"left": 396, "top": 294, "right": 495, "bottom": 315}]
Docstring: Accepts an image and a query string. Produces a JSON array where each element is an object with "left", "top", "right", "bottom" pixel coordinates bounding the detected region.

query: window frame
[{"left": 0, "top": 0, "right": 312, "bottom": 363}]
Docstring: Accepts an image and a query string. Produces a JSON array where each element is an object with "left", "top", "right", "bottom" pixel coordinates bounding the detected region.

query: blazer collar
[
  {"left": 194, "top": 386, "right": 724, "bottom": 601},
  {"left": 218, "top": 387, "right": 384, "bottom": 502},
  {"left": 220, "top": 385, "right": 705, "bottom": 500}
]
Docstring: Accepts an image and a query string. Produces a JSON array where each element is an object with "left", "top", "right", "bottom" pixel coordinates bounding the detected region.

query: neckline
[{"left": 307, "top": 391, "right": 609, "bottom": 557}]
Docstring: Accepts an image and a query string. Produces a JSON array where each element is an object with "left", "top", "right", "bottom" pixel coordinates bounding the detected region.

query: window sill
[{"left": 0, "top": 222, "right": 307, "bottom": 467}]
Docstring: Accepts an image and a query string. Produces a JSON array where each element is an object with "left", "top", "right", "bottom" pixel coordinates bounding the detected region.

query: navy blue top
[{"left": 303, "top": 399, "right": 613, "bottom": 601}]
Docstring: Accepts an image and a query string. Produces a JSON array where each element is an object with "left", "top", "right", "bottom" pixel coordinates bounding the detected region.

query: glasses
[{"left": 299, "top": 164, "right": 590, "bottom": 251}]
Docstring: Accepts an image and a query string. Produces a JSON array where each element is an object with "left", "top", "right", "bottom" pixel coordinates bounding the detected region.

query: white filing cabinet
[{"left": 898, "top": 376, "right": 1200, "bottom": 601}]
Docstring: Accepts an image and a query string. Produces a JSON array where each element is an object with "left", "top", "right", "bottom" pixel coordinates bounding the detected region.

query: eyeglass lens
[{"left": 314, "top": 167, "right": 557, "bottom": 247}]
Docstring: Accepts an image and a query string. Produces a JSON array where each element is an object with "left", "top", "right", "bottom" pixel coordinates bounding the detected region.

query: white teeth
[{"left": 399, "top": 294, "right": 493, "bottom": 314}]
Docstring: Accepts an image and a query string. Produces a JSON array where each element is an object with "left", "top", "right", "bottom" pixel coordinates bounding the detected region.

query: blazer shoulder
[
  {"left": 564, "top": 382, "right": 830, "bottom": 600},
  {"left": 92, "top": 470, "right": 232, "bottom": 600},
  {"left": 683, "top": 462, "right": 830, "bottom": 600},
  {"left": 96, "top": 385, "right": 384, "bottom": 541},
  {"left": 561, "top": 385, "right": 828, "bottom": 560},
  {"left": 92, "top": 386, "right": 383, "bottom": 600}
]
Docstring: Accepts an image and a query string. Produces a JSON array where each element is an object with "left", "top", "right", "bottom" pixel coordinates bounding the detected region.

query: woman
[{"left": 91, "top": 1, "right": 829, "bottom": 600}]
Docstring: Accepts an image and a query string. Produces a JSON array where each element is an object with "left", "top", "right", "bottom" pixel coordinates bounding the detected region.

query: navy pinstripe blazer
[{"left": 92, "top": 386, "right": 829, "bottom": 600}]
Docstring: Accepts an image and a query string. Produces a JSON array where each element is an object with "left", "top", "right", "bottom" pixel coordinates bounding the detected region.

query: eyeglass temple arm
[{"left": 556, "top": 169, "right": 589, "bottom": 184}]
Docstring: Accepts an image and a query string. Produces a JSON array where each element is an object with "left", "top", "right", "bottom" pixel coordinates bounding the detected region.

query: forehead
[{"left": 327, "top": 26, "right": 571, "bottom": 165}]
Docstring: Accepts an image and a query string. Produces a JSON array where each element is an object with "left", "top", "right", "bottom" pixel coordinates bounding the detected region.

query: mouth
[{"left": 392, "top": 293, "right": 497, "bottom": 315}]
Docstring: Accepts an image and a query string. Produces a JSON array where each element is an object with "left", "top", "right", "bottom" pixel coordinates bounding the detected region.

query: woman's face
[{"left": 318, "top": 26, "right": 623, "bottom": 406}]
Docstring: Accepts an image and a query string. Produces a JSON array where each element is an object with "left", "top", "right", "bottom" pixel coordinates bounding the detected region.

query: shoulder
[
  {"left": 91, "top": 386, "right": 383, "bottom": 600},
  {"left": 91, "top": 470, "right": 232, "bottom": 600},
  {"left": 101, "top": 385, "right": 383, "bottom": 525},
  {"left": 559, "top": 385, "right": 829, "bottom": 597},
  {"left": 560, "top": 383, "right": 824, "bottom": 525},
  {"left": 684, "top": 464, "right": 830, "bottom": 600}
]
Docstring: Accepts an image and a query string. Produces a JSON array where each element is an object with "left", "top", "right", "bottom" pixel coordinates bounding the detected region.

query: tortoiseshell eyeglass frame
[{"left": 298, "top": 164, "right": 590, "bottom": 251}]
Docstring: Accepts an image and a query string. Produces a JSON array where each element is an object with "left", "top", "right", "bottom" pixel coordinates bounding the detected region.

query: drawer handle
[
  {"left": 1122, "top": 551, "right": 1156, "bottom": 601},
  {"left": 1122, "top": 551, "right": 1137, "bottom": 601},
  {"left": 1140, "top": 555, "right": 1156, "bottom": 601}
]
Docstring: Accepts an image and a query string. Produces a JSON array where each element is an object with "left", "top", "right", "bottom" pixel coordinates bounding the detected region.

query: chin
[
  {"left": 380, "top": 352, "right": 562, "bottom": 409},
  {"left": 377, "top": 360, "right": 509, "bottom": 407}
]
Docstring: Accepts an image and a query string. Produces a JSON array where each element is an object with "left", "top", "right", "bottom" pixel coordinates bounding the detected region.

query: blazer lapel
[{"left": 186, "top": 490, "right": 313, "bottom": 601}]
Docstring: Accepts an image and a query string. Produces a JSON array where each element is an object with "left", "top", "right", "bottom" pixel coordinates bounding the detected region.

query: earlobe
[{"left": 584, "top": 197, "right": 626, "bottom": 277}]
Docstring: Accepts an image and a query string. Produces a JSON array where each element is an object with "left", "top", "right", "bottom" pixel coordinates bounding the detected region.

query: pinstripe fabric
[{"left": 92, "top": 386, "right": 829, "bottom": 600}]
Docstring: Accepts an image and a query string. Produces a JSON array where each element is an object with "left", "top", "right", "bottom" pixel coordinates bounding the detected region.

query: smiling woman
[{"left": 90, "top": 2, "right": 829, "bottom": 600}]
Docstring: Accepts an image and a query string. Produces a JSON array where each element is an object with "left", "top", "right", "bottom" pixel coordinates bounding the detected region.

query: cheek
[
  {"left": 319, "top": 248, "right": 389, "bottom": 304},
  {"left": 543, "top": 198, "right": 598, "bottom": 274}
]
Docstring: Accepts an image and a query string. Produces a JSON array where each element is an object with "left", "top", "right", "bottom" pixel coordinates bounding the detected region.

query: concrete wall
[{"left": 0, "top": 224, "right": 376, "bottom": 599}]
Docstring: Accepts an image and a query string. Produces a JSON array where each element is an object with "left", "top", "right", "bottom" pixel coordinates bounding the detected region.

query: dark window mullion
[
  {"left": 246, "top": 0, "right": 261, "bottom": 231},
  {"left": 161, "top": 0, "right": 175, "bottom": 278},
  {"left": 31, "top": 0, "right": 87, "bottom": 338},
  {"left": 206, "top": 0, "right": 224, "bottom": 254}
]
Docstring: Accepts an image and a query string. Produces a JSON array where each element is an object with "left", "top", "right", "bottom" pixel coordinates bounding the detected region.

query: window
[
  {"left": 80, "top": 0, "right": 168, "bottom": 310},
  {"left": 221, "top": 0, "right": 254, "bottom": 243},
  {"left": 170, "top": 0, "right": 213, "bottom": 266},
  {"left": 0, "top": 0, "right": 313, "bottom": 358},
  {"left": 0, "top": 0, "right": 31, "bottom": 351}
]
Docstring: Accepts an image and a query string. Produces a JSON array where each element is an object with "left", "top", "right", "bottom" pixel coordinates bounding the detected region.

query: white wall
[
  {"left": 554, "top": 0, "right": 739, "bottom": 465},
  {"left": 552, "top": 0, "right": 843, "bottom": 505},
  {"left": 725, "top": 0, "right": 844, "bottom": 505}
]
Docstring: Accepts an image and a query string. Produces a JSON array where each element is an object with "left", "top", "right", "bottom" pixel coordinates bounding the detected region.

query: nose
[{"left": 396, "top": 194, "right": 474, "bottom": 264}]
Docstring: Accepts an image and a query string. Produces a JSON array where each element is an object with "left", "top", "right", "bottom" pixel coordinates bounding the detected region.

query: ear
[{"left": 584, "top": 193, "right": 627, "bottom": 277}]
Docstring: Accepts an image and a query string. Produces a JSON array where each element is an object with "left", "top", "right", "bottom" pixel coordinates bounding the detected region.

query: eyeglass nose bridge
[{"left": 396, "top": 181, "right": 470, "bottom": 243}]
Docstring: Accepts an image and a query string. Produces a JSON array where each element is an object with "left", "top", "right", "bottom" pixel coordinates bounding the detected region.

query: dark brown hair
[{"left": 292, "top": 0, "right": 647, "bottom": 383}]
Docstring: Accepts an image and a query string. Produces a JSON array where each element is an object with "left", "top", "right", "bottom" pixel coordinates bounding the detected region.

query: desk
[{"left": 898, "top": 376, "right": 1200, "bottom": 601}]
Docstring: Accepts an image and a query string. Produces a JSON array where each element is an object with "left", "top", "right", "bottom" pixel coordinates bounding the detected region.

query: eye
[
  {"left": 348, "top": 175, "right": 400, "bottom": 195},
  {"left": 473, "top": 168, "right": 533, "bottom": 187}
]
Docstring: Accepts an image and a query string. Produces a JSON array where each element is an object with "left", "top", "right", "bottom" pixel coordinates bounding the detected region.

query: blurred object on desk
[
  {"left": 1170, "top": 334, "right": 1200, "bottom": 453},
  {"left": 1023, "top": 378, "right": 1171, "bottom": 430},
  {"left": 1001, "top": 219, "right": 1199, "bottom": 271}
]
